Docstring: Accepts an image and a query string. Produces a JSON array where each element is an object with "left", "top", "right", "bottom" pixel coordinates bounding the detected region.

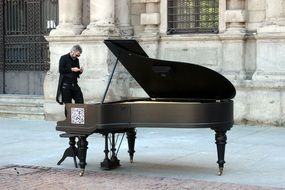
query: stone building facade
[{"left": 44, "top": 0, "right": 285, "bottom": 126}]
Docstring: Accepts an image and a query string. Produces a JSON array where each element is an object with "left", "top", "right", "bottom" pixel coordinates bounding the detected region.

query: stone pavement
[
  {"left": 0, "top": 165, "right": 284, "bottom": 190},
  {"left": 0, "top": 118, "right": 285, "bottom": 189}
]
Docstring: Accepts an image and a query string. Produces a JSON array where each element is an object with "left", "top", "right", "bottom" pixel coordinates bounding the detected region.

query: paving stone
[{"left": 0, "top": 165, "right": 284, "bottom": 190}]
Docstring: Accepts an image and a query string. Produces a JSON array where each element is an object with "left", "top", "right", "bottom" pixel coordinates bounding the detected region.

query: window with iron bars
[{"left": 167, "top": 0, "right": 219, "bottom": 34}]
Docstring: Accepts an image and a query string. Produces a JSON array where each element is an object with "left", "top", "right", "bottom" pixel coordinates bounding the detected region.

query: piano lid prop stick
[{"left": 101, "top": 53, "right": 120, "bottom": 104}]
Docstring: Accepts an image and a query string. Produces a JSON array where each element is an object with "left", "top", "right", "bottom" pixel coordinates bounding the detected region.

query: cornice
[{"left": 44, "top": 35, "right": 117, "bottom": 43}]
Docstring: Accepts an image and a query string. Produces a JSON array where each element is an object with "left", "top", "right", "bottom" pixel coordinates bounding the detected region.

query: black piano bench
[{"left": 57, "top": 133, "right": 79, "bottom": 168}]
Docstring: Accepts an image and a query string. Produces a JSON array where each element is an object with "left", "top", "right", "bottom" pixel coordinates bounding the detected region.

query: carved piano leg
[
  {"left": 77, "top": 136, "right": 88, "bottom": 176},
  {"left": 110, "top": 133, "right": 120, "bottom": 167},
  {"left": 57, "top": 135, "right": 78, "bottom": 168},
  {"left": 101, "top": 133, "right": 112, "bottom": 169},
  {"left": 214, "top": 129, "right": 228, "bottom": 176},
  {"left": 127, "top": 128, "right": 136, "bottom": 163}
]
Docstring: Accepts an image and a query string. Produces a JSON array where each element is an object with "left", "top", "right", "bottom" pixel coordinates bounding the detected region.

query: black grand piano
[{"left": 56, "top": 39, "right": 236, "bottom": 176}]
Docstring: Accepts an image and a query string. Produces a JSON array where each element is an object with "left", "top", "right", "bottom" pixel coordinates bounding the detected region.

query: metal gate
[{"left": 0, "top": 0, "right": 58, "bottom": 95}]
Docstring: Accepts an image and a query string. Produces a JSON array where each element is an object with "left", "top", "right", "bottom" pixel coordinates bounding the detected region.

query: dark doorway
[{"left": 0, "top": 0, "right": 58, "bottom": 95}]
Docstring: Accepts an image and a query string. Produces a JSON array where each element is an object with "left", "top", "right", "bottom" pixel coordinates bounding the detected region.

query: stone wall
[{"left": 44, "top": 0, "right": 285, "bottom": 126}]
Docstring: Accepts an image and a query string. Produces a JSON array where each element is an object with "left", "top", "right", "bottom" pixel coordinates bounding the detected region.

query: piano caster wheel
[
  {"left": 79, "top": 169, "right": 85, "bottom": 177},
  {"left": 218, "top": 167, "right": 223, "bottom": 176},
  {"left": 130, "top": 159, "right": 133, "bottom": 163}
]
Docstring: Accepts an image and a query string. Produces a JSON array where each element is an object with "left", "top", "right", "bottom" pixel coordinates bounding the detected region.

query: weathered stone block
[
  {"left": 247, "top": 0, "right": 266, "bottom": 11},
  {"left": 225, "top": 10, "right": 246, "bottom": 22},
  {"left": 254, "top": 36, "right": 285, "bottom": 80},
  {"left": 248, "top": 10, "right": 265, "bottom": 22},
  {"left": 247, "top": 89, "right": 281, "bottom": 125},
  {"left": 140, "top": 13, "right": 160, "bottom": 25}
]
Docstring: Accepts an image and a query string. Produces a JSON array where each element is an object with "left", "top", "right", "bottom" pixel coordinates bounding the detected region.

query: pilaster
[
  {"left": 224, "top": 0, "right": 246, "bottom": 34},
  {"left": 138, "top": 0, "right": 160, "bottom": 37},
  {"left": 220, "top": 0, "right": 246, "bottom": 80},
  {"left": 246, "top": 0, "right": 266, "bottom": 32}
]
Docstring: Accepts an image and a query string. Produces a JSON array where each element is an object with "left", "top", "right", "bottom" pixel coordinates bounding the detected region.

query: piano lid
[{"left": 104, "top": 39, "right": 236, "bottom": 100}]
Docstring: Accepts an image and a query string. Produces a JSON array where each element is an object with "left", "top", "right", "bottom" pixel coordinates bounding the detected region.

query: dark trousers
[{"left": 61, "top": 83, "right": 84, "bottom": 104}]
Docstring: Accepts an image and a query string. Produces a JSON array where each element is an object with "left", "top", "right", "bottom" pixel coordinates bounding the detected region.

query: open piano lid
[{"left": 104, "top": 39, "right": 236, "bottom": 100}]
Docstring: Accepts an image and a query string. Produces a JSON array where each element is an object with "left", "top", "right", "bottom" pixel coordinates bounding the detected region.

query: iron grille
[
  {"left": 0, "top": 1, "right": 4, "bottom": 71},
  {"left": 2, "top": 0, "right": 58, "bottom": 71},
  {"left": 167, "top": 0, "right": 219, "bottom": 34}
]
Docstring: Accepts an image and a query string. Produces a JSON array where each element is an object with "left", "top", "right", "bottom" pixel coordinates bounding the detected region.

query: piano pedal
[
  {"left": 101, "top": 158, "right": 120, "bottom": 170},
  {"left": 111, "top": 157, "right": 121, "bottom": 167}
]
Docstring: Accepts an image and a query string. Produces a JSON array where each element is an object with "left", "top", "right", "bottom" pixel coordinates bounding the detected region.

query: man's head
[{"left": 70, "top": 45, "right": 82, "bottom": 59}]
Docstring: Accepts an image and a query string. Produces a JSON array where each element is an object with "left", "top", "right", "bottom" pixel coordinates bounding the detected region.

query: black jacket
[{"left": 56, "top": 53, "right": 82, "bottom": 104}]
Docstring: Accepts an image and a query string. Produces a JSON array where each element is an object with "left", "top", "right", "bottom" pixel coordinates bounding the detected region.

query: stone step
[
  {"left": 0, "top": 94, "right": 44, "bottom": 120},
  {"left": 0, "top": 94, "right": 44, "bottom": 104},
  {"left": 0, "top": 103, "right": 43, "bottom": 112}
]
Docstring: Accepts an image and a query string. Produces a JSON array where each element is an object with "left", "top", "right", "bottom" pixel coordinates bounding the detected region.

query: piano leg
[
  {"left": 214, "top": 129, "right": 228, "bottom": 176},
  {"left": 57, "top": 135, "right": 78, "bottom": 168},
  {"left": 101, "top": 133, "right": 110, "bottom": 169},
  {"left": 110, "top": 133, "right": 121, "bottom": 167},
  {"left": 127, "top": 128, "right": 136, "bottom": 163},
  {"left": 101, "top": 132, "right": 121, "bottom": 169},
  {"left": 77, "top": 136, "right": 88, "bottom": 176}
]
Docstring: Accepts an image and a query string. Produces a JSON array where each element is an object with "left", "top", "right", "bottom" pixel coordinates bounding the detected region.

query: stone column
[
  {"left": 224, "top": 0, "right": 246, "bottom": 33},
  {"left": 49, "top": 0, "right": 84, "bottom": 36},
  {"left": 82, "top": 0, "right": 118, "bottom": 36},
  {"left": 246, "top": 0, "right": 266, "bottom": 32},
  {"left": 220, "top": 0, "right": 246, "bottom": 80},
  {"left": 140, "top": 0, "right": 160, "bottom": 36},
  {"left": 115, "top": 0, "right": 133, "bottom": 37}
]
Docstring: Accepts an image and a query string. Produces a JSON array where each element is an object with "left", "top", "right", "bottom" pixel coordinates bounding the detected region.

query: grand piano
[{"left": 56, "top": 39, "right": 236, "bottom": 176}]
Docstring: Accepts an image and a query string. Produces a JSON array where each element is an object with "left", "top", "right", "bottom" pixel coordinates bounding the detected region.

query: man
[
  {"left": 55, "top": 45, "right": 84, "bottom": 168},
  {"left": 56, "top": 45, "right": 84, "bottom": 105}
]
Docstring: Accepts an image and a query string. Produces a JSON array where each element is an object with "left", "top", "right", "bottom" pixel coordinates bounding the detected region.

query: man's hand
[{"left": 71, "top": 67, "right": 81, "bottom": 72}]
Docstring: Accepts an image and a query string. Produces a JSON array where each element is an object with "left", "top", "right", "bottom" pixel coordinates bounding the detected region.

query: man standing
[
  {"left": 55, "top": 46, "right": 84, "bottom": 168},
  {"left": 56, "top": 45, "right": 84, "bottom": 105}
]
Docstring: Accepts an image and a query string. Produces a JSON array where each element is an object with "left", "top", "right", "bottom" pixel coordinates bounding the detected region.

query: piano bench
[{"left": 57, "top": 133, "right": 79, "bottom": 168}]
